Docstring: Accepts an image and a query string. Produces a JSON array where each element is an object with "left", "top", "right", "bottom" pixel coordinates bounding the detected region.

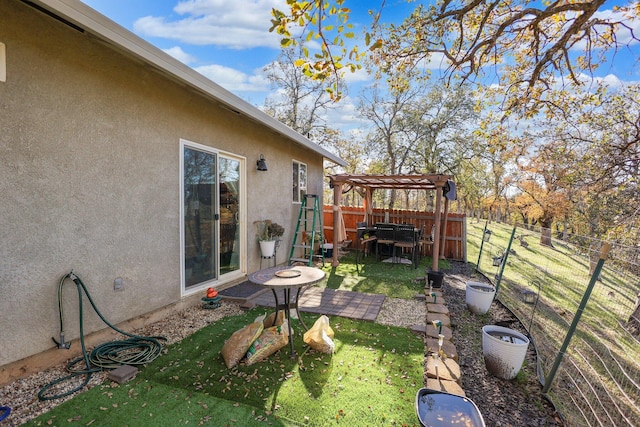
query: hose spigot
[{"left": 52, "top": 333, "right": 71, "bottom": 349}]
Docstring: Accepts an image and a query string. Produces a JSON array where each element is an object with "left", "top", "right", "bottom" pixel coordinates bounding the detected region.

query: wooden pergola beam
[{"left": 328, "top": 173, "right": 453, "bottom": 271}]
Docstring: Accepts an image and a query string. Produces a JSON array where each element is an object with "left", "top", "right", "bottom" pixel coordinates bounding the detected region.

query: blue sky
[{"left": 80, "top": 0, "right": 639, "bottom": 134}]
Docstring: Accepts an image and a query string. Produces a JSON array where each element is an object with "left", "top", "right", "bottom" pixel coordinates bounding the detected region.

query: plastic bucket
[
  {"left": 482, "top": 325, "right": 530, "bottom": 380},
  {"left": 466, "top": 282, "right": 496, "bottom": 314},
  {"left": 321, "top": 243, "right": 333, "bottom": 257}
]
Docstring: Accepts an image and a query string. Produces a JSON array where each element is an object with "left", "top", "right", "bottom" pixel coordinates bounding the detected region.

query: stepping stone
[
  {"left": 426, "top": 324, "right": 452, "bottom": 340},
  {"left": 426, "top": 338, "right": 458, "bottom": 362},
  {"left": 108, "top": 365, "right": 138, "bottom": 384},
  {"left": 426, "top": 303, "right": 449, "bottom": 314},
  {"left": 425, "top": 378, "right": 466, "bottom": 397},
  {"left": 425, "top": 355, "right": 461, "bottom": 383},
  {"left": 410, "top": 324, "right": 427, "bottom": 335},
  {"left": 427, "top": 313, "right": 450, "bottom": 326},
  {"left": 424, "top": 289, "right": 443, "bottom": 299},
  {"left": 239, "top": 300, "right": 256, "bottom": 310},
  {"left": 425, "top": 293, "right": 446, "bottom": 305}
]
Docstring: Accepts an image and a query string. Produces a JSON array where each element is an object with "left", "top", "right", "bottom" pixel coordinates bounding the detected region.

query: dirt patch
[{"left": 440, "top": 261, "right": 565, "bottom": 426}]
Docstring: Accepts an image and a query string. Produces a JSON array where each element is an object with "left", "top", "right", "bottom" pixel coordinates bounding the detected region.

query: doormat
[{"left": 218, "top": 281, "right": 265, "bottom": 300}]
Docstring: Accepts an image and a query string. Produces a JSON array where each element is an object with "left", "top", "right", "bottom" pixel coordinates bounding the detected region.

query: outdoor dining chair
[
  {"left": 393, "top": 223, "right": 419, "bottom": 268},
  {"left": 418, "top": 224, "right": 435, "bottom": 258},
  {"left": 355, "top": 221, "right": 377, "bottom": 267},
  {"left": 375, "top": 223, "right": 396, "bottom": 261}
]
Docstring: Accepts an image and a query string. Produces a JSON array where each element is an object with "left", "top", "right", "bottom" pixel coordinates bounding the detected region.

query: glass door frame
[{"left": 180, "top": 139, "right": 246, "bottom": 296}]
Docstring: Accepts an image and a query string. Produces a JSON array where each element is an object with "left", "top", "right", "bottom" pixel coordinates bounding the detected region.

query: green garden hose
[{"left": 38, "top": 272, "right": 166, "bottom": 401}]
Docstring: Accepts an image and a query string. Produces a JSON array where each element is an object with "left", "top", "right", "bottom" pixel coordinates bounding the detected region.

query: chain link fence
[{"left": 468, "top": 220, "right": 640, "bottom": 426}]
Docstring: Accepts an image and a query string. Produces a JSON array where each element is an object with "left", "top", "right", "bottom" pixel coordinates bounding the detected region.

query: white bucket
[
  {"left": 482, "top": 325, "right": 530, "bottom": 380},
  {"left": 465, "top": 282, "right": 496, "bottom": 314}
]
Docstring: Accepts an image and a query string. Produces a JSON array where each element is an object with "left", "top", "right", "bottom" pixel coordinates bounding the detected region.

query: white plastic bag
[{"left": 303, "top": 315, "right": 335, "bottom": 354}]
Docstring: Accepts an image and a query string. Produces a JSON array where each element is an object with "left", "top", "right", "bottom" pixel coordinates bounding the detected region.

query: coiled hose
[{"left": 38, "top": 272, "right": 166, "bottom": 401}]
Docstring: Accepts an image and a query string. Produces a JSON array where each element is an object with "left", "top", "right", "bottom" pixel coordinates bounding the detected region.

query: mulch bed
[{"left": 441, "top": 262, "right": 565, "bottom": 426}]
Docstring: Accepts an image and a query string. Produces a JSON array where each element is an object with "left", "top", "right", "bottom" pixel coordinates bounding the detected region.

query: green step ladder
[{"left": 289, "top": 194, "right": 324, "bottom": 266}]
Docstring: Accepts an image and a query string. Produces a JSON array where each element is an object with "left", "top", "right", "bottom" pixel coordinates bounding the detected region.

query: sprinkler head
[
  {"left": 432, "top": 320, "right": 443, "bottom": 335},
  {"left": 431, "top": 292, "right": 437, "bottom": 303}
]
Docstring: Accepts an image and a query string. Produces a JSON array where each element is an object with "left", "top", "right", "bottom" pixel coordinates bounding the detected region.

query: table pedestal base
[{"left": 271, "top": 287, "right": 308, "bottom": 358}]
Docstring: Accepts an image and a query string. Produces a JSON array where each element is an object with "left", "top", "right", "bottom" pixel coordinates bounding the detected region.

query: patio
[{"left": 219, "top": 280, "right": 386, "bottom": 322}]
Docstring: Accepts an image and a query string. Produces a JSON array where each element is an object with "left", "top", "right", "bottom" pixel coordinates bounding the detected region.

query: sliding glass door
[{"left": 182, "top": 142, "right": 243, "bottom": 291}]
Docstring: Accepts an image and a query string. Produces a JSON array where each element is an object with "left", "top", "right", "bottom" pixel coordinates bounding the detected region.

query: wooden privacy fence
[{"left": 323, "top": 206, "right": 466, "bottom": 261}]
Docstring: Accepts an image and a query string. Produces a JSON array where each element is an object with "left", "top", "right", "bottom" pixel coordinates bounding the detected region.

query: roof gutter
[{"left": 26, "top": 0, "right": 347, "bottom": 167}]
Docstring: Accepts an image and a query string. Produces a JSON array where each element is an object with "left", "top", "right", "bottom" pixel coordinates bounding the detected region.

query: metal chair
[
  {"left": 393, "top": 224, "right": 418, "bottom": 268},
  {"left": 355, "top": 221, "right": 377, "bottom": 267},
  {"left": 419, "top": 225, "right": 435, "bottom": 258},
  {"left": 375, "top": 223, "right": 396, "bottom": 261}
]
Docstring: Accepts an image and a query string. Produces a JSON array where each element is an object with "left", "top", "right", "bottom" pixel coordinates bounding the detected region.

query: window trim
[{"left": 292, "top": 159, "right": 307, "bottom": 204}]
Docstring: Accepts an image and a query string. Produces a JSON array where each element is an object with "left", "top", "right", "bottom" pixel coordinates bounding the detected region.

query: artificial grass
[
  {"left": 320, "top": 251, "right": 449, "bottom": 299},
  {"left": 26, "top": 311, "right": 424, "bottom": 427}
]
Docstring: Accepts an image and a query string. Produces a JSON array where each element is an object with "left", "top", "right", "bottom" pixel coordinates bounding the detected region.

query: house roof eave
[{"left": 27, "top": 0, "right": 347, "bottom": 167}]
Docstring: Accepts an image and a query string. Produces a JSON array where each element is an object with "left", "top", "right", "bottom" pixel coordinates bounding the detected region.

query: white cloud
[
  {"left": 341, "top": 67, "right": 373, "bottom": 84},
  {"left": 163, "top": 46, "right": 196, "bottom": 64},
  {"left": 194, "top": 63, "right": 270, "bottom": 92},
  {"left": 133, "top": 0, "right": 286, "bottom": 49},
  {"left": 322, "top": 95, "right": 369, "bottom": 132},
  {"left": 416, "top": 52, "right": 451, "bottom": 70}
]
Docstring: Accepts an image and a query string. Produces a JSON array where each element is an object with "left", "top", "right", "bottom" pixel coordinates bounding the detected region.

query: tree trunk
[
  {"left": 628, "top": 293, "right": 640, "bottom": 337},
  {"left": 539, "top": 218, "right": 554, "bottom": 247}
]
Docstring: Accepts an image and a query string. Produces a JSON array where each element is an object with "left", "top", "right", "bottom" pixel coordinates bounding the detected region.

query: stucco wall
[{"left": 0, "top": 0, "right": 325, "bottom": 367}]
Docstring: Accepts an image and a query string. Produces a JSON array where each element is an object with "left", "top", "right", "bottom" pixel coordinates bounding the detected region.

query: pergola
[{"left": 327, "top": 173, "right": 455, "bottom": 271}]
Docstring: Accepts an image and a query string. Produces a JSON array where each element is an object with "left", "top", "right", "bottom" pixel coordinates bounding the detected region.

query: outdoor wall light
[{"left": 256, "top": 154, "right": 268, "bottom": 171}]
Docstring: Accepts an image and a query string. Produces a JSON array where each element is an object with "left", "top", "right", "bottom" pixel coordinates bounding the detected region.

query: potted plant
[{"left": 254, "top": 220, "right": 284, "bottom": 258}]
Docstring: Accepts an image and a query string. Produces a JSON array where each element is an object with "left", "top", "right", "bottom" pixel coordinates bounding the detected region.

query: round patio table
[{"left": 248, "top": 265, "right": 325, "bottom": 358}]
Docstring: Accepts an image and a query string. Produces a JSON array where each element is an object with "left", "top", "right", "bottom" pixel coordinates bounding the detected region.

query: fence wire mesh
[{"left": 469, "top": 220, "right": 640, "bottom": 426}]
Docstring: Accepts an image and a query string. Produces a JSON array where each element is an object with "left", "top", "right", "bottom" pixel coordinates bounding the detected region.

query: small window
[{"left": 293, "top": 160, "right": 307, "bottom": 203}]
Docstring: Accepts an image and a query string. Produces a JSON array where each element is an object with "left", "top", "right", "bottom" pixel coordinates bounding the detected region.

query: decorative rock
[
  {"left": 425, "top": 378, "right": 466, "bottom": 397},
  {"left": 425, "top": 355, "right": 462, "bottom": 383}
]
